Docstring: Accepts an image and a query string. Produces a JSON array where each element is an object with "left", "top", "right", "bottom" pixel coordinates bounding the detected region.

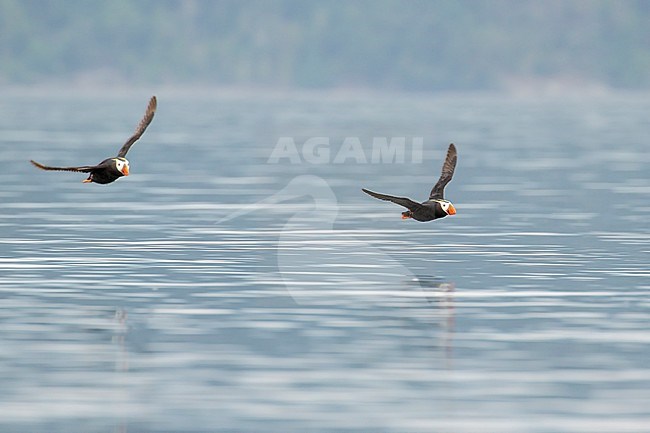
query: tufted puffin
[
  {"left": 30, "top": 96, "right": 157, "bottom": 184},
  {"left": 362, "top": 143, "right": 457, "bottom": 222}
]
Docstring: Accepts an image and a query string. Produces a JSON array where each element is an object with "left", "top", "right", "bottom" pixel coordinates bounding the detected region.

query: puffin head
[
  {"left": 439, "top": 200, "right": 456, "bottom": 216},
  {"left": 114, "top": 157, "right": 130, "bottom": 177}
]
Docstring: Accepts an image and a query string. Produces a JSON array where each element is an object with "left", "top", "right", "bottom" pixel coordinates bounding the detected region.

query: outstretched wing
[
  {"left": 30, "top": 160, "right": 97, "bottom": 173},
  {"left": 429, "top": 143, "right": 457, "bottom": 200},
  {"left": 362, "top": 188, "right": 423, "bottom": 212},
  {"left": 116, "top": 96, "right": 157, "bottom": 158}
]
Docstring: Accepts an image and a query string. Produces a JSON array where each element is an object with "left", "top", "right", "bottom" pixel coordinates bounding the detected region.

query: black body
[{"left": 84, "top": 158, "right": 126, "bottom": 184}]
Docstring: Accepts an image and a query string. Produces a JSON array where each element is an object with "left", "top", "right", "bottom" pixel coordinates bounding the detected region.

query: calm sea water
[{"left": 0, "top": 89, "right": 648, "bottom": 432}]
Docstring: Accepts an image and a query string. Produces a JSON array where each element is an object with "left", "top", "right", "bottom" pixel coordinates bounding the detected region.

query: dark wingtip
[
  {"left": 30, "top": 160, "right": 43, "bottom": 169},
  {"left": 146, "top": 96, "right": 158, "bottom": 116}
]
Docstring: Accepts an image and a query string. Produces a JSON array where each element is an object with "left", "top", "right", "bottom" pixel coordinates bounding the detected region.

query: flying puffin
[
  {"left": 30, "top": 96, "right": 157, "bottom": 184},
  {"left": 362, "top": 143, "right": 457, "bottom": 222}
]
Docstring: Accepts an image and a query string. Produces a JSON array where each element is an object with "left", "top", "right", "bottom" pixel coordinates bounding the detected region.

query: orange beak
[
  {"left": 447, "top": 204, "right": 456, "bottom": 215},
  {"left": 121, "top": 165, "right": 129, "bottom": 176},
  {"left": 401, "top": 213, "right": 411, "bottom": 219}
]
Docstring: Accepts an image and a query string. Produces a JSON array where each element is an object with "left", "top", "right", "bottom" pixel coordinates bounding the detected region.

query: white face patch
[
  {"left": 435, "top": 200, "right": 454, "bottom": 214},
  {"left": 114, "top": 158, "right": 129, "bottom": 175}
]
